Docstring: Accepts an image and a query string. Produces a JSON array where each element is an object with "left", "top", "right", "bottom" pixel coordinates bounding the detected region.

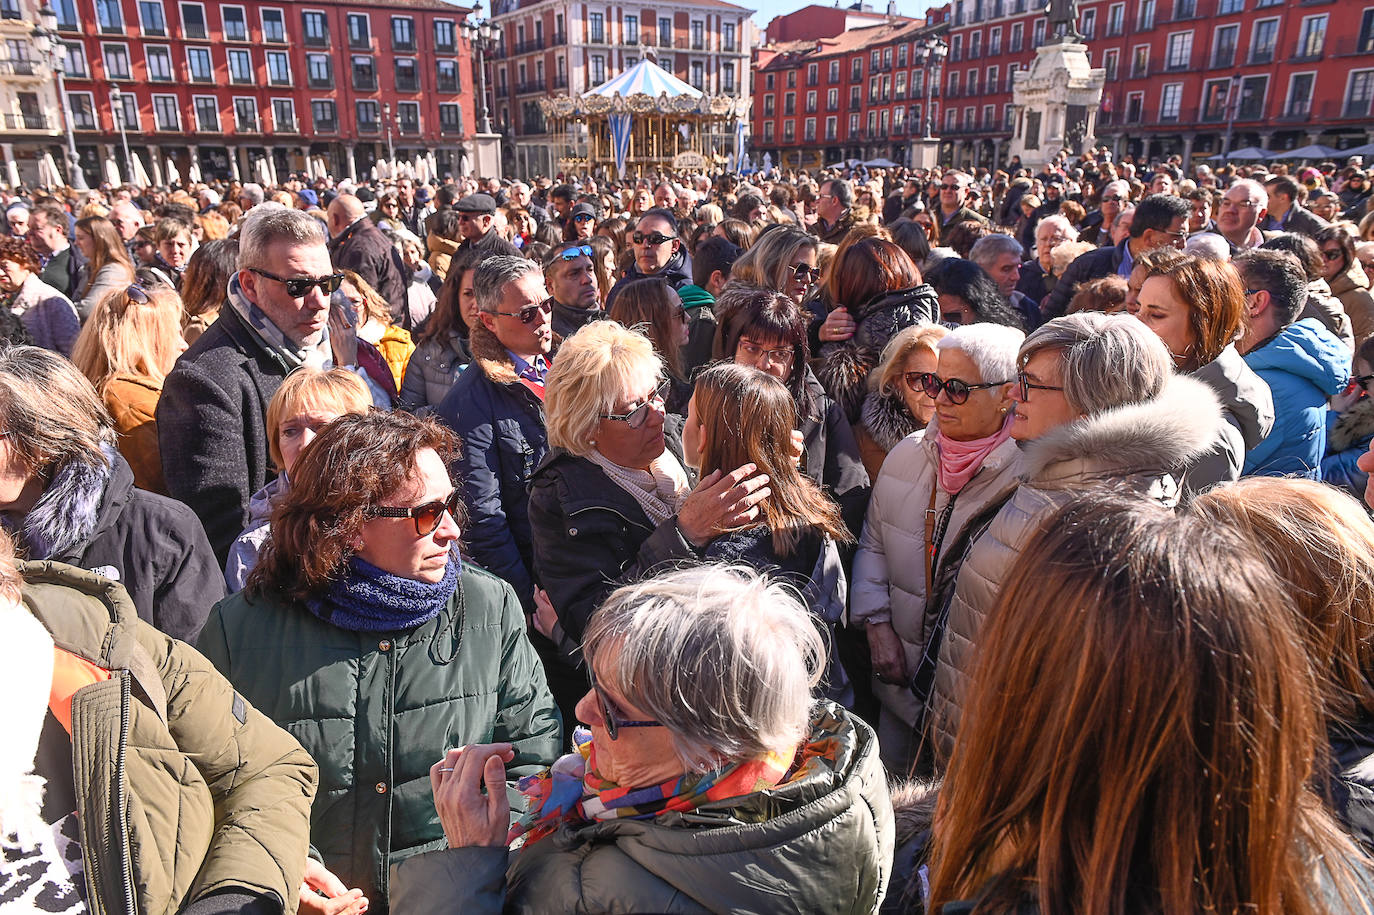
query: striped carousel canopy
[{"left": 584, "top": 58, "right": 703, "bottom": 99}]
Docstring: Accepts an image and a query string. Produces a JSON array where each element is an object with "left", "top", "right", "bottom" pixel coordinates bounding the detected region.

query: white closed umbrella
[
  {"left": 38, "top": 151, "right": 58, "bottom": 187},
  {"left": 105, "top": 156, "right": 122, "bottom": 187},
  {"left": 130, "top": 154, "right": 151, "bottom": 187},
  {"left": 188, "top": 154, "right": 202, "bottom": 183},
  {"left": 165, "top": 158, "right": 181, "bottom": 187}
]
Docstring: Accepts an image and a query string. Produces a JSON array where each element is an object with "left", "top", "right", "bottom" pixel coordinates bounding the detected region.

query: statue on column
[{"left": 1046, "top": 0, "right": 1082, "bottom": 40}]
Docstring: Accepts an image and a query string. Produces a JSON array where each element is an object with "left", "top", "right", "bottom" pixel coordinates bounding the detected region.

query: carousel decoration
[{"left": 539, "top": 56, "right": 749, "bottom": 178}]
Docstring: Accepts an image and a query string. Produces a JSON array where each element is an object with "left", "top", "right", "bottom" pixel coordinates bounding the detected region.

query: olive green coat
[
  {"left": 198, "top": 564, "right": 562, "bottom": 912},
  {"left": 21, "top": 559, "right": 317, "bottom": 915}
]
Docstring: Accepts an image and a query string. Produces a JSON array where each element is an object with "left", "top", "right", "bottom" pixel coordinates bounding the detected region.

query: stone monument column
[{"left": 1008, "top": 30, "right": 1104, "bottom": 170}]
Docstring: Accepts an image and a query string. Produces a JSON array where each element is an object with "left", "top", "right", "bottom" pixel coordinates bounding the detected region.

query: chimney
[{"left": 886, "top": 0, "right": 896, "bottom": 13}]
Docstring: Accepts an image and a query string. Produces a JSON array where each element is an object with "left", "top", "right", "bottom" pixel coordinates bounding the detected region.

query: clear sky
[{"left": 747, "top": 0, "right": 941, "bottom": 35}]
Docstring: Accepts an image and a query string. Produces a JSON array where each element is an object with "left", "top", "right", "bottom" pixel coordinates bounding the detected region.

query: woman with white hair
[
  {"left": 393, "top": 563, "right": 895, "bottom": 914},
  {"left": 930, "top": 313, "right": 1227, "bottom": 759},
  {"left": 851, "top": 323, "right": 1025, "bottom": 774}
]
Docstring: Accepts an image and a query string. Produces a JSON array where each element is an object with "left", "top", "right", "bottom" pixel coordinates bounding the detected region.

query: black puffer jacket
[
  {"left": 604, "top": 247, "right": 692, "bottom": 310},
  {"left": 816, "top": 284, "right": 939, "bottom": 423},
  {"left": 801, "top": 374, "right": 872, "bottom": 542},
  {"left": 330, "top": 218, "right": 406, "bottom": 320}
]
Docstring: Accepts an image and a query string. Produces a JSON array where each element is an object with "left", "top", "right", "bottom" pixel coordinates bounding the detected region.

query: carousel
[{"left": 538, "top": 56, "right": 748, "bottom": 178}]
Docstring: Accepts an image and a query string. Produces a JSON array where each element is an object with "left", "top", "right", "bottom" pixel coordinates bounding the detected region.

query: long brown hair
[
  {"left": 418, "top": 249, "right": 481, "bottom": 345},
  {"left": 608, "top": 276, "right": 684, "bottom": 379},
  {"left": 824, "top": 235, "right": 920, "bottom": 313},
  {"left": 75, "top": 215, "right": 134, "bottom": 297},
  {"left": 1141, "top": 249, "right": 1243, "bottom": 370},
  {"left": 1192, "top": 478, "right": 1374, "bottom": 725},
  {"left": 929, "top": 489, "right": 1371, "bottom": 915},
  {"left": 248, "top": 411, "right": 459, "bottom": 601},
  {"left": 692, "top": 362, "right": 850, "bottom": 557}
]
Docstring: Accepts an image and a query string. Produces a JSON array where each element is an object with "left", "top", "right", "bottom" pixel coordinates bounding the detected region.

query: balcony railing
[
  {"left": 314, "top": 117, "right": 337, "bottom": 132},
  {"left": 0, "top": 59, "right": 37, "bottom": 76},
  {"left": 396, "top": 74, "right": 419, "bottom": 91},
  {"left": 398, "top": 120, "right": 419, "bottom": 135},
  {"left": 352, "top": 73, "right": 377, "bottom": 90},
  {"left": 307, "top": 74, "right": 333, "bottom": 89},
  {"left": 275, "top": 118, "right": 297, "bottom": 132},
  {"left": 357, "top": 119, "right": 380, "bottom": 133},
  {"left": 551, "top": 75, "right": 568, "bottom": 89},
  {"left": 437, "top": 76, "right": 458, "bottom": 92},
  {"left": 552, "top": 30, "right": 566, "bottom": 43},
  {"left": 1249, "top": 47, "right": 1275, "bottom": 64},
  {"left": 516, "top": 79, "right": 545, "bottom": 94},
  {"left": 1330, "top": 35, "right": 1374, "bottom": 56},
  {"left": 1279, "top": 102, "right": 1312, "bottom": 121},
  {"left": 1, "top": 113, "right": 51, "bottom": 130},
  {"left": 514, "top": 37, "right": 544, "bottom": 53},
  {"left": 440, "top": 120, "right": 462, "bottom": 135},
  {"left": 304, "top": 32, "right": 328, "bottom": 47},
  {"left": 235, "top": 117, "right": 261, "bottom": 133}
]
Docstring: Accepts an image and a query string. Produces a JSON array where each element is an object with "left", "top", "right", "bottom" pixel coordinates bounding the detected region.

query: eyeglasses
[
  {"left": 493, "top": 299, "right": 553, "bottom": 324},
  {"left": 559, "top": 244, "right": 594, "bottom": 260},
  {"left": 1357, "top": 373, "right": 1374, "bottom": 388},
  {"left": 599, "top": 385, "right": 667, "bottom": 430},
  {"left": 1017, "top": 370, "right": 1066, "bottom": 401},
  {"left": 248, "top": 267, "right": 344, "bottom": 299},
  {"left": 631, "top": 231, "right": 675, "bottom": 246},
  {"left": 908, "top": 372, "right": 1009, "bottom": 405},
  {"left": 1101, "top": 194, "right": 1125, "bottom": 203},
  {"left": 792, "top": 263, "right": 821, "bottom": 282},
  {"left": 588, "top": 665, "right": 662, "bottom": 740},
  {"left": 1219, "top": 199, "right": 1259, "bottom": 210},
  {"left": 1322, "top": 248, "right": 1346, "bottom": 262},
  {"left": 370, "top": 489, "right": 462, "bottom": 537},
  {"left": 1155, "top": 228, "right": 1188, "bottom": 241},
  {"left": 737, "top": 338, "right": 795, "bottom": 366},
  {"left": 941, "top": 183, "right": 962, "bottom": 190}
]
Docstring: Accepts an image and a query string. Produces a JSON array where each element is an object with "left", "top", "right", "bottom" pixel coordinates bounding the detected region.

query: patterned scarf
[
  {"left": 304, "top": 552, "right": 460, "bottom": 632},
  {"left": 509, "top": 706, "right": 854, "bottom": 848},
  {"left": 585, "top": 449, "right": 691, "bottom": 527},
  {"left": 225, "top": 273, "right": 332, "bottom": 370}
]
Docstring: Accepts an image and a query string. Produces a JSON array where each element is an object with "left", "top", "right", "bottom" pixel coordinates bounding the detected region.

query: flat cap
[{"left": 456, "top": 193, "right": 497, "bottom": 214}]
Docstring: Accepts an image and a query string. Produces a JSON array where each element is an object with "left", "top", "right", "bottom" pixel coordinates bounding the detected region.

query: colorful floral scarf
[{"left": 509, "top": 707, "right": 853, "bottom": 847}]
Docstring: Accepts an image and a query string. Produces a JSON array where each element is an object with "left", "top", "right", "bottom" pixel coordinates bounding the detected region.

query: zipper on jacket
[{"left": 112, "top": 671, "right": 136, "bottom": 915}]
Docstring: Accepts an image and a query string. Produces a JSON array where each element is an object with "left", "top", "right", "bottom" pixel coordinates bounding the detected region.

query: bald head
[
  {"left": 327, "top": 193, "right": 365, "bottom": 235},
  {"left": 109, "top": 201, "right": 144, "bottom": 241}
]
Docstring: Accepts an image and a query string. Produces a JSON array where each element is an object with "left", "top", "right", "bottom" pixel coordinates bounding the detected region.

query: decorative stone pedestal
[
  {"left": 908, "top": 137, "right": 941, "bottom": 170},
  {"left": 468, "top": 133, "right": 503, "bottom": 181},
  {"left": 1008, "top": 39, "right": 1105, "bottom": 170}
]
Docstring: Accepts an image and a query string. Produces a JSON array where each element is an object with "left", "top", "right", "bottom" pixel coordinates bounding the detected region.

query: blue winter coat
[{"left": 1242, "top": 318, "right": 1351, "bottom": 478}]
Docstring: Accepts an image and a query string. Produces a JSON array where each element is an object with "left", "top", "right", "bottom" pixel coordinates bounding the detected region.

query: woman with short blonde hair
[{"left": 854, "top": 322, "right": 949, "bottom": 476}]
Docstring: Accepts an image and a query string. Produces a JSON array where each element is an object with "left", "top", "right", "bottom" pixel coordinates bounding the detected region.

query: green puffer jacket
[
  {"left": 390, "top": 702, "right": 895, "bottom": 915},
  {"left": 197, "top": 564, "right": 562, "bottom": 912},
  {"left": 21, "top": 559, "right": 317, "bottom": 915}
]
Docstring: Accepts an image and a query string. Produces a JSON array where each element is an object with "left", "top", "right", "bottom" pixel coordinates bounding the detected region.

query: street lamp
[
  {"left": 461, "top": 10, "right": 496, "bottom": 135},
  {"left": 383, "top": 101, "right": 395, "bottom": 162},
  {"left": 32, "top": 3, "right": 87, "bottom": 189},
  {"left": 109, "top": 83, "right": 133, "bottom": 184},
  {"left": 912, "top": 38, "right": 947, "bottom": 140},
  {"left": 1221, "top": 72, "right": 1242, "bottom": 162}
]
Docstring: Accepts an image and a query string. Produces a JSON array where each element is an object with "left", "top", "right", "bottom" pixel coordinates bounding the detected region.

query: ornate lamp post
[
  {"left": 32, "top": 3, "right": 87, "bottom": 189},
  {"left": 1221, "top": 72, "right": 1242, "bottom": 163},
  {"left": 383, "top": 101, "right": 395, "bottom": 162},
  {"left": 912, "top": 38, "right": 948, "bottom": 140},
  {"left": 109, "top": 83, "right": 133, "bottom": 183},
  {"left": 461, "top": 11, "right": 496, "bottom": 135}
]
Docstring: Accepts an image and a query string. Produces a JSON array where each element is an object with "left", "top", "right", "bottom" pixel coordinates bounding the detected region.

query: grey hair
[
  {"left": 1184, "top": 232, "right": 1232, "bottom": 262},
  {"left": 583, "top": 564, "right": 826, "bottom": 770},
  {"left": 237, "top": 204, "right": 326, "bottom": 271},
  {"left": 0, "top": 345, "right": 113, "bottom": 475},
  {"left": 1101, "top": 179, "right": 1131, "bottom": 200},
  {"left": 968, "top": 233, "right": 1024, "bottom": 266},
  {"left": 937, "top": 322, "right": 1025, "bottom": 385},
  {"left": 473, "top": 255, "right": 542, "bottom": 314},
  {"left": 1036, "top": 214, "right": 1078, "bottom": 243},
  {"left": 239, "top": 183, "right": 265, "bottom": 206},
  {"left": 822, "top": 178, "right": 854, "bottom": 208},
  {"left": 1018, "top": 312, "right": 1173, "bottom": 416}
]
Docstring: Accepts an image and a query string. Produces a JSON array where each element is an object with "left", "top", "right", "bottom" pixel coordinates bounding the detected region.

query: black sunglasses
[
  {"left": 559, "top": 244, "right": 594, "bottom": 260},
  {"left": 370, "top": 489, "right": 462, "bottom": 536},
  {"left": 1322, "top": 248, "right": 1346, "bottom": 262},
  {"left": 494, "top": 299, "right": 552, "bottom": 324},
  {"left": 124, "top": 284, "right": 150, "bottom": 304},
  {"left": 599, "top": 384, "right": 667, "bottom": 430},
  {"left": 573, "top": 213, "right": 596, "bottom": 222},
  {"left": 907, "top": 372, "right": 1008, "bottom": 405},
  {"left": 249, "top": 267, "right": 344, "bottom": 299},
  {"left": 631, "top": 231, "right": 675, "bottom": 246},
  {"left": 1017, "top": 370, "right": 1066, "bottom": 401},
  {"left": 1357, "top": 373, "right": 1374, "bottom": 388},
  {"left": 588, "top": 665, "right": 662, "bottom": 740}
]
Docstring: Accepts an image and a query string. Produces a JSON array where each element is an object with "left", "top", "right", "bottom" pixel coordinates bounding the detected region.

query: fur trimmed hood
[
  {"left": 467, "top": 320, "right": 560, "bottom": 387},
  {"left": 860, "top": 387, "right": 925, "bottom": 453},
  {"left": 1021, "top": 374, "right": 1225, "bottom": 487}
]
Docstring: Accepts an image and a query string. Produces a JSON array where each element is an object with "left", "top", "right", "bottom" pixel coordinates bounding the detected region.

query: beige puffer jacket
[
  {"left": 930, "top": 374, "right": 1225, "bottom": 761},
  {"left": 1331, "top": 259, "right": 1374, "bottom": 344},
  {"left": 850, "top": 425, "right": 1023, "bottom": 733}
]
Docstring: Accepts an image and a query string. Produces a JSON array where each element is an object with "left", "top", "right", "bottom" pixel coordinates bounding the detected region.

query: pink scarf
[{"left": 936, "top": 415, "right": 1014, "bottom": 495}]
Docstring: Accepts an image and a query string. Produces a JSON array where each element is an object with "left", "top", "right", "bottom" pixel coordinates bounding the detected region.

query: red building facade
[
  {"left": 52, "top": 0, "right": 475, "bottom": 184},
  {"left": 940, "top": 0, "right": 1374, "bottom": 167}
]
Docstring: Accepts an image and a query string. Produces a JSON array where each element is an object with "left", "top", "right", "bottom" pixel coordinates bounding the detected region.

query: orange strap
[{"left": 49, "top": 647, "right": 111, "bottom": 735}]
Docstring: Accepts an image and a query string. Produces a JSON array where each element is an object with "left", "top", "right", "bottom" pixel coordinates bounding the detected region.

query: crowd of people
[{"left": 6, "top": 145, "right": 1374, "bottom": 913}]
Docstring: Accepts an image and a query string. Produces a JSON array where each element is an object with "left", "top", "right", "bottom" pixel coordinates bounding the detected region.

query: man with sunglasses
[
  {"left": 604, "top": 207, "right": 691, "bottom": 310},
  {"left": 325, "top": 193, "right": 406, "bottom": 323},
  {"left": 937, "top": 171, "right": 989, "bottom": 235},
  {"left": 1043, "top": 193, "right": 1191, "bottom": 321},
  {"left": 1078, "top": 179, "right": 1130, "bottom": 246},
  {"left": 812, "top": 177, "right": 855, "bottom": 245},
  {"left": 453, "top": 192, "right": 522, "bottom": 259},
  {"left": 544, "top": 241, "right": 602, "bottom": 339},
  {"left": 160, "top": 206, "right": 351, "bottom": 564},
  {"left": 435, "top": 256, "right": 554, "bottom": 610}
]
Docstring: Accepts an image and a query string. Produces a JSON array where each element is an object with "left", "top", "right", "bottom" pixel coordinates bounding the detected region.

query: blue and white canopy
[{"left": 584, "top": 58, "right": 703, "bottom": 100}]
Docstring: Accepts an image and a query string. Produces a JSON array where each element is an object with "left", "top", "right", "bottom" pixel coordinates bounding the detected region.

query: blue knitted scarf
[{"left": 305, "top": 552, "right": 461, "bottom": 632}]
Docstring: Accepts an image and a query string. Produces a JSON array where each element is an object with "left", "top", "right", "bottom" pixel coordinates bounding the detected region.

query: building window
[
  {"left": 658, "top": 17, "right": 670, "bottom": 46},
  {"left": 688, "top": 60, "right": 703, "bottom": 89},
  {"left": 233, "top": 97, "right": 258, "bottom": 131},
  {"left": 591, "top": 54, "right": 604, "bottom": 84},
  {"left": 803, "top": 117, "right": 815, "bottom": 140},
  {"left": 352, "top": 55, "right": 375, "bottom": 89},
  {"left": 272, "top": 98, "right": 295, "bottom": 131},
  {"left": 222, "top": 5, "right": 246, "bottom": 40},
  {"left": 54, "top": 0, "right": 78, "bottom": 29},
  {"left": 1164, "top": 31, "right": 1192, "bottom": 69},
  {"left": 833, "top": 84, "right": 845, "bottom": 108},
  {"left": 439, "top": 102, "right": 462, "bottom": 134},
  {"left": 261, "top": 8, "right": 284, "bottom": 42},
  {"left": 848, "top": 112, "right": 859, "bottom": 133},
  {"left": 825, "top": 115, "right": 837, "bottom": 139},
  {"left": 1080, "top": 8, "right": 1095, "bottom": 37},
  {"left": 306, "top": 52, "right": 331, "bottom": 87},
  {"left": 113, "top": 91, "right": 138, "bottom": 129},
  {"left": 783, "top": 119, "right": 794, "bottom": 141},
  {"left": 1285, "top": 72, "right": 1314, "bottom": 117},
  {"left": 303, "top": 10, "right": 327, "bottom": 46},
  {"left": 1159, "top": 82, "right": 1182, "bottom": 118},
  {"left": 311, "top": 98, "right": 336, "bottom": 130},
  {"left": 784, "top": 91, "right": 795, "bottom": 114},
  {"left": 1131, "top": 44, "right": 1149, "bottom": 77},
  {"left": 227, "top": 48, "right": 252, "bottom": 83},
  {"left": 145, "top": 44, "right": 172, "bottom": 80},
  {"left": 762, "top": 121, "right": 774, "bottom": 142},
  {"left": 179, "top": 2, "right": 205, "bottom": 37},
  {"left": 69, "top": 92, "right": 96, "bottom": 129},
  {"left": 984, "top": 66, "right": 996, "bottom": 93},
  {"left": 1103, "top": 48, "right": 1118, "bottom": 81},
  {"left": 690, "top": 20, "right": 703, "bottom": 50},
  {"left": 1105, "top": 3, "right": 1123, "bottom": 34},
  {"left": 397, "top": 100, "right": 419, "bottom": 132},
  {"left": 723, "top": 21, "right": 735, "bottom": 51},
  {"left": 947, "top": 71, "right": 959, "bottom": 96},
  {"left": 139, "top": 0, "right": 164, "bottom": 34},
  {"left": 588, "top": 13, "right": 603, "bottom": 43},
  {"left": 1010, "top": 22, "right": 1023, "bottom": 51},
  {"left": 1137, "top": 0, "right": 1155, "bottom": 29},
  {"left": 395, "top": 57, "right": 418, "bottom": 91},
  {"left": 1361, "top": 9, "right": 1374, "bottom": 54},
  {"left": 1218, "top": 0, "right": 1241, "bottom": 11},
  {"left": 807, "top": 62, "right": 818, "bottom": 85},
  {"left": 897, "top": 43, "right": 907, "bottom": 67},
  {"left": 1032, "top": 18, "right": 1046, "bottom": 47},
  {"left": 266, "top": 49, "right": 290, "bottom": 84},
  {"left": 1250, "top": 18, "right": 1278, "bottom": 63},
  {"left": 1236, "top": 73, "right": 1267, "bottom": 119},
  {"left": 829, "top": 60, "right": 839, "bottom": 82},
  {"left": 723, "top": 62, "right": 735, "bottom": 92},
  {"left": 392, "top": 16, "right": 414, "bottom": 50},
  {"left": 102, "top": 42, "right": 131, "bottom": 79},
  {"left": 1210, "top": 24, "right": 1238, "bottom": 67},
  {"left": 849, "top": 85, "right": 860, "bottom": 107},
  {"left": 765, "top": 72, "right": 774, "bottom": 90},
  {"left": 1346, "top": 69, "right": 1374, "bottom": 118},
  {"left": 152, "top": 93, "right": 179, "bottom": 129},
  {"left": 989, "top": 26, "right": 1001, "bottom": 54},
  {"left": 969, "top": 30, "right": 981, "bottom": 57},
  {"left": 356, "top": 99, "right": 378, "bottom": 130},
  {"left": 851, "top": 57, "right": 862, "bottom": 80},
  {"left": 624, "top": 14, "right": 638, "bottom": 43},
  {"left": 96, "top": 0, "right": 122, "bottom": 31},
  {"left": 763, "top": 93, "right": 774, "bottom": 115},
  {"left": 62, "top": 41, "right": 87, "bottom": 76},
  {"left": 193, "top": 95, "right": 218, "bottom": 131},
  {"left": 436, "top": 58, "right": 458, "bottom": 92},
  {"left": 968, "top": 69, "right": 978, "bottom": 95},
  {"left": 1296, "top": 15, "right": 1327, "bottom": 59},
  {"left": 434, "top": 19, "right": 455, "bottom": 51},
  {"left": 348, "top": 13, "right": 370, "bottom": 48},
  {"left": 1007, "top": 63, "right": 1019, "bottom": 91},
  {"left": 1201, "top": 77, "right": 1229, "bottom": 120}
]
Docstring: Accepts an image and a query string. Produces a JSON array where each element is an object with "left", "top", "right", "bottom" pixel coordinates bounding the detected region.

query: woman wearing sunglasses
[
  {"left": 728, "top": 225, "right": 821, "bottom": 305},
  {"left": 1317, "top": 224, "right": 1374, "bottom": 343},
  {"left": 929, "top": 313, "right": 1226, "bottom": 763},
  {"left": 396, "top": 564, "right": 892, "bottom": 915},
  {"left": 853, "top": 323, "right": 948, "bottom": 479},
  {"left": 199, "top": 409, "right": 561, "bottom": 915},
  {"left": 851, "top": 323, "right": 1024, "bottom": 775}
]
